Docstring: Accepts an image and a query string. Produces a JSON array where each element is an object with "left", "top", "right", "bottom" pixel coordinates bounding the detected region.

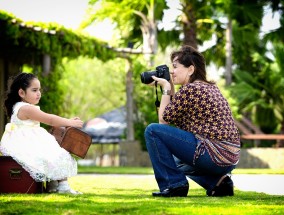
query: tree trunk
[
  {"left": 134, "top": 2, "right": 157, "bottom": 67},
  {"left": 125, "top": 57, "right": 134, "bottom": 141},
  {"left": 181, "top": 2, "right": 197, "bottom": 49},
  {"left": 225, "top": 19, "right": 233, "bottom": 85}
]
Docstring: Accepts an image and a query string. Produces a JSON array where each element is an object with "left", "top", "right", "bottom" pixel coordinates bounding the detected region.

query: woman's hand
[
  {"left": 149, "top": 76, "right": 171, "bottom": 90},
  {"left": 148, "top": 76, "right": 172, "bottom": 124}
]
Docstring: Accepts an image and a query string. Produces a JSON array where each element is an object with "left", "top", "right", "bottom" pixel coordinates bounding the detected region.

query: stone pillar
[{"left": 119, "top": 140, "right": 152, "bottom": 167}]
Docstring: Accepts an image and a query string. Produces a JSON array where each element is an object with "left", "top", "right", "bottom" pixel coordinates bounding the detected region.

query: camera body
[{"left": 140, "top": 65, "right": 170, "bottom": 84}]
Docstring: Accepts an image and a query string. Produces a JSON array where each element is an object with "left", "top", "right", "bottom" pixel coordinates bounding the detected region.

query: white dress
[{"left": 0, "top": 102, "right": 77, "bottom": 182}]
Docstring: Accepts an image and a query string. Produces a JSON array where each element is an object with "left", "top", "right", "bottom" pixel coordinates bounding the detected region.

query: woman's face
[
  {"left": 171, "top": 57, "right": 193, "bottom": 85},
  {"left": 19, "top": 78, "right": 41, "bottom": 105}
]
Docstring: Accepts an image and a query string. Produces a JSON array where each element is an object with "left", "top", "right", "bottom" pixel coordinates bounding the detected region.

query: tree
[
  {"left": 80, "top": 0, "right": 168, "bottom": 141},
  {"left": 60, "top": 57, "right": 126, "bottom": 121},
  {"left": 229, "top": 0, "right": 284, "bottom": 146},
  {"left": 80, "top": 0, "right": 284, "bottom": 148}
]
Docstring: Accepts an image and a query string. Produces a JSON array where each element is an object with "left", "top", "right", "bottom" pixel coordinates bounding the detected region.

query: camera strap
[{"left": 155, "top": 81, "right": 163, "bottom": 116}]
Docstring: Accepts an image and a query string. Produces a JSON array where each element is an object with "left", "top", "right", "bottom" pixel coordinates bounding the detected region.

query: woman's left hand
[{"left": 149, "top": 76, "right": 171, "bottom": 90}]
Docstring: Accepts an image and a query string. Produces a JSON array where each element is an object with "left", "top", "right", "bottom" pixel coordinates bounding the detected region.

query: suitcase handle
[{"left": 9, "top": 168, "right": 22, "bottom": 179}]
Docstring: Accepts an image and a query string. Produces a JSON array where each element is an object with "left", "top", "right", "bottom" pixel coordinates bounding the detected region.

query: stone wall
[
  {"left": 84, "top": 142, "right": 284, "bottom": 169},
  {"left": 237, "top": 148, "right": 284, "bottom": 169},
  {"left": 119, "top": 142, "right": 284, "bottom": 169},
  {"left": 119, "top": 141, "right": 151, "bottom": 167}
]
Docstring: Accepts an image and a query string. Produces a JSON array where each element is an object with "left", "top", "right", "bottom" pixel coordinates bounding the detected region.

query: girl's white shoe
[
  {"left": 57, "top": 189, "right": 83, "bottom": 195},
  {"left": 57, "top": 181, "right": 82, "bottom": 195}
]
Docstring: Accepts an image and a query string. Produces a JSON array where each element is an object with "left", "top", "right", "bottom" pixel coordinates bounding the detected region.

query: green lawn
[
  {"left": 77, "top": 165, "right": 284, "bottom": 175},
  {"left": 0, "top": 167, "right": 284, "bottom": 214}
]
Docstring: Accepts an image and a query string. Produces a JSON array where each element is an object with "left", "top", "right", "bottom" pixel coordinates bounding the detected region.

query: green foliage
[
  {"left": 229, "top": 42, "right": 284, "bottom": 134},
  {"left": 59, "top": 56, "right": 126, "bottom": 121},
  {"left": 36, "top": 65, "right": 65, "bottom": 117},
  {"left": 216, "top": 80, "right": 242, "bottom": 120},
  {"left": 132, "top": 58, "right": 159, "bottom": 150},
  {"left": 81, "top": 0, "right": 168, "bottom": 48},
  {"left": 0, "top": 10, "right": 117, "bottom": 64},
  {"left": 0, "top": 10, "right": 119, "bottom": 124}
]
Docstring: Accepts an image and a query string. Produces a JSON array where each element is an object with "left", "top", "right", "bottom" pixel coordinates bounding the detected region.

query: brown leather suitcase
[
  {"left": 49, "top": 126, "right": 92, "bottom": 159},
  {"left": 0, "top": 156, "right": 44, "bottom": 194}
]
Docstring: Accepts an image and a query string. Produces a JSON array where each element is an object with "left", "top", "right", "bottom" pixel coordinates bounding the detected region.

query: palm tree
[
  {"left": 229, "top": 0, "right": 284, "bottom": 140},
  {"left": 230, "top": 42, "right": 284, "bottom": 145}
]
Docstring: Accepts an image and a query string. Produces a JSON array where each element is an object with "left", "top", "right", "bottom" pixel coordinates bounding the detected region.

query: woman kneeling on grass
[{"left": 144, "top": 45, "right": 241, "bottom": 197}]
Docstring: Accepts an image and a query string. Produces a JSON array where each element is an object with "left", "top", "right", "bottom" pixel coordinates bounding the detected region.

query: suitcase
[
  {"left": 49, "top": 126, "right": 92, "bottom": 159},
  {"left": 0, "top": 156, "right": 44, "bottom": 194}
]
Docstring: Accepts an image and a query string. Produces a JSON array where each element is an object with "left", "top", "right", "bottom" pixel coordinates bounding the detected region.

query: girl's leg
[{"left": 46, "top": 180, "right": 58, "bottom": 193}]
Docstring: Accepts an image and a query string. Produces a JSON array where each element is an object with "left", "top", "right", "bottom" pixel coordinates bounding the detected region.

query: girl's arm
[{"left": 18, "top": 105, "right": 83, "bottom": 128}]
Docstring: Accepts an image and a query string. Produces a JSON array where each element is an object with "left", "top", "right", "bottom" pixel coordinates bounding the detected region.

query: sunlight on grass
[
  {"left": 1, "top": 174, "right": 284, "bottom": 215},
  {"left": 77, "top": 165, "right": 284, "bottom": 175},
  {"left": 70, "top": 174, "right": 201, "bottom": 194}
]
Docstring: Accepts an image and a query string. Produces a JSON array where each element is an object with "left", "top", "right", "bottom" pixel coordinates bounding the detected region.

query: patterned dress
[
  {"left": 163, "top": 82, "right": 241, "bottom": 167},
  {"left": 0, "top": 102, "right": 77, "bottom": 182}
]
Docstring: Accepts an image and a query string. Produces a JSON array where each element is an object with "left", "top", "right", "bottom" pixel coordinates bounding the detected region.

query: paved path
[{"left": 232, "top": 174, "right": 284, "bottom": 195}]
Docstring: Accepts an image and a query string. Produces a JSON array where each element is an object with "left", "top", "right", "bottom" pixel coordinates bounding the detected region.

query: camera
[{"left": 140, "top": 65, "right": 170, "bottom": 84}]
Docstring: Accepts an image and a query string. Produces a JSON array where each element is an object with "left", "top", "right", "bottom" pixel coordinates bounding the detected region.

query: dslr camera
[{"left": 140, "top": 65, "right": 170, "bottom": 84}]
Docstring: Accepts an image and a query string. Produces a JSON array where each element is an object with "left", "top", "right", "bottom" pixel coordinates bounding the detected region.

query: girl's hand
[
  {"left": 72, "top": 117, "right": 80, "bottom": 120},
  {"left": 70, "top": 117, "right": 83, "bottom": 128}
]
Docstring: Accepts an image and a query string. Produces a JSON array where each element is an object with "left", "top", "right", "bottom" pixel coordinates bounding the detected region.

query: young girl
[{"left": 0, "top": 72, "right": 83, "bottom": 194}]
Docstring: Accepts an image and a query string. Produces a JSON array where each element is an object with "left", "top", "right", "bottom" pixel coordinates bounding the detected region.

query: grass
[
  {"left": 1, "top": 175, "right": 283, "bottom": 215},
  {"left": 1, "top": 167, "right": 284, "bottom": 215},
  {"left": 77, "top": 165, "right": 284, "bottom": 175}
]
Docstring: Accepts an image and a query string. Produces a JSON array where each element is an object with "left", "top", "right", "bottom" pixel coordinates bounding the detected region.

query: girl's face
[
  {"left": 171, "top": 57, "right": 194, "bottom": 85},
  {"left": 19, "top": 78, "right": 41, "bottom": 105}
]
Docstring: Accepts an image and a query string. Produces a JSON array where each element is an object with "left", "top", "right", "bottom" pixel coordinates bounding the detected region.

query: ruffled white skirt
[{"left": 0, "top": 124, "right": 77, "bottom": 182}]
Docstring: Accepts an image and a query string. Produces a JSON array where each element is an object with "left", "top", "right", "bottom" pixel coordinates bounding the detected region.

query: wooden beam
[{"left": 241, "top": 134, "right": 284, "bottom": 140}]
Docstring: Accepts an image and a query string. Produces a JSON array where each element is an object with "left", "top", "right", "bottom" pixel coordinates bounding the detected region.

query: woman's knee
[{"left": 144, "top": 123, "right": 159, "bottom": 135}]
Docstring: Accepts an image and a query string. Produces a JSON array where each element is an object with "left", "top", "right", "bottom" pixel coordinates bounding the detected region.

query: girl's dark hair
[
  {"left": 4, "top": 72, "right": 37, "bottom": 118},
  {"left": 170, "top": 45, "right": 214, "bottom": 84}
]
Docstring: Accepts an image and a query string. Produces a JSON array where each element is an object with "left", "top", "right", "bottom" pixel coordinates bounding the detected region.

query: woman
[{"left": 144, "top": 45, "right": 240, "bottom": 197}]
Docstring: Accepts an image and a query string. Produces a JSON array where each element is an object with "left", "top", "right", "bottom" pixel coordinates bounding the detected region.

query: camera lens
[{"left": 140, "top": 71, "right": 157, "bottom": 84}]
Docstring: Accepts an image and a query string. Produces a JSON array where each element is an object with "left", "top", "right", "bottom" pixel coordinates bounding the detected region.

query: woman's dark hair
[
  {"left": 3, "top": 72, "right": 37, "bottom": 118},
  {"left": 170, "top": 45, "right": 214, "bottom": 84}
]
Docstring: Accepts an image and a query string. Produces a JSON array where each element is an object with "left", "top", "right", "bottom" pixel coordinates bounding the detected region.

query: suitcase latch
[{"left": 9, "top": 168, "right": 22, "bottom": 179}]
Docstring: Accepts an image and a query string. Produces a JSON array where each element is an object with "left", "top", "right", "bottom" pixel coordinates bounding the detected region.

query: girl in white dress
[{"left": 0, "top": 72, "right": 83, "bottom": 194}]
